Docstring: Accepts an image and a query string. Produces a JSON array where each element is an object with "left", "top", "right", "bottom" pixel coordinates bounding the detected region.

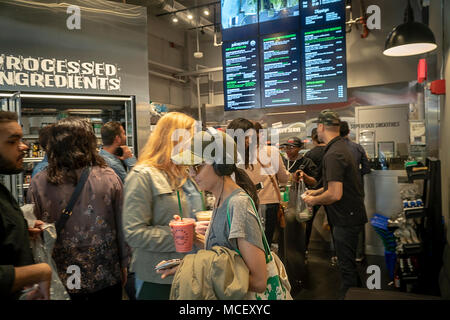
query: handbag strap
[
  {"left": 226, "top": 191, "right": 273, "bottom": 264},
  {"left": 257, "top": 158, "right": 282, "bottom": 203},
  {"left": 55, "top": 166, "right": 91, "bottom": 234}
]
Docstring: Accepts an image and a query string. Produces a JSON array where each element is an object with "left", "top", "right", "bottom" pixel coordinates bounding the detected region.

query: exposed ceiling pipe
[
  {"left": 176, "top": 66, "right": 222, "bottom": 77},
  {"left": 149, "top": 70, "right": 187, "bottom": 83},
  {"left": 148, "top": 59, "right": 186, "bottom": 73}
]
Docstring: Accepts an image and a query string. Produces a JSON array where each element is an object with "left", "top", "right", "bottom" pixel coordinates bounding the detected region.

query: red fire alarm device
[
  {"left": 417, "top": 59, "right": 427, "bottom": 83},
  {"left": 430, "top": 79, "right": 446, "bottom": 95}
]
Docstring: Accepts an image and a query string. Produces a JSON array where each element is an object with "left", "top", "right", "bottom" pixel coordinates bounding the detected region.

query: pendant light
[{"left": 383, "top": 0, "right": 437, "bottom": 57}]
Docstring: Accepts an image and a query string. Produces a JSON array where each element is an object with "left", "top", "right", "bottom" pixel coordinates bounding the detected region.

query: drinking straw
[{"left": 176, "top": 190, "right": 183, "bottom": 218}]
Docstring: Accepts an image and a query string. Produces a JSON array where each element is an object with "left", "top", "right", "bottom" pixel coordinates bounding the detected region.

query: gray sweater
[{"left": 123, "top": 165, "right": 203, "bottom": 284}]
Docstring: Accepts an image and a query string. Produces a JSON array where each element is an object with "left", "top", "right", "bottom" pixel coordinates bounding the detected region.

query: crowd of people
[{"left": 0, "top": 109, "right": 370, "bottom": 300}]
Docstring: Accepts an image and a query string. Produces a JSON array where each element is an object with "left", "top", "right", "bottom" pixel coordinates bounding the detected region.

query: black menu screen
[
  {"left": 223, "top": 39, "right": 261, "bottom": 111},
  {"left": 221, "top": 0, "right": 347, "bottom": 110}
]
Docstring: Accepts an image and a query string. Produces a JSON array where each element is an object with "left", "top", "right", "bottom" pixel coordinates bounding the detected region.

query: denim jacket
[
  {"left": 122, "top": 165, "right": 204, "bottom": 284},
  {"left": 99, "top": 148, "right": 136, "bottom": 183}
]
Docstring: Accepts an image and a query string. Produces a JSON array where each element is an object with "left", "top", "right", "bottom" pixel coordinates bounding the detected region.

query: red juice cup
[{"left": 169, "top": 217, "right": 195, "bottom": 253}]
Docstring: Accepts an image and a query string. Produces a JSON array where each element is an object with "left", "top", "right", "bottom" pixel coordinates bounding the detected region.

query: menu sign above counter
[
  {"left": 261, "top": 33, "right": 302, "bottom": 108},
  {"left": 221, "top": 0, "right": 347, "bottom": 111},
  {"left": 301, "top": 26, "right": 347, "bottom": 104},
  {"left": 223, "top": 40, "right": 261, "bottom": 111}
]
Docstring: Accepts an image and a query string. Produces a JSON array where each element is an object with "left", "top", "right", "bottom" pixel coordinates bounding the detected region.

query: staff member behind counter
[
  {"left": 280, "top": 137, "right": 318, "bottom": 187},
  {"left": 303, "top": 110, "right": 368, "bottom": 300}
]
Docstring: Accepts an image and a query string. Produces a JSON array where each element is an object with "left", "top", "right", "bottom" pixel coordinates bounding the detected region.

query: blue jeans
[{"left": 332, "top": 225, "right": 364, "bottom": 299}]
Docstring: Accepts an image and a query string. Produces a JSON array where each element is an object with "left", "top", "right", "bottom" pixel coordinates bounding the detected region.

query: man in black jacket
[
  {"left": 0, "top": 111, "right": 51, "bottom": 299},
  {"left": 303, "top": 110, "right": 368, "bottom": 299}
]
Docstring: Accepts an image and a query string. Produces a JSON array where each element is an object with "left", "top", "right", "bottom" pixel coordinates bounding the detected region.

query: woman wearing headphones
[
  {"left": 159, "top": 130, "right": 267, "bottom": 294},
  {"left": 122, "top": 112, "right": 204, "bottom": 300}
]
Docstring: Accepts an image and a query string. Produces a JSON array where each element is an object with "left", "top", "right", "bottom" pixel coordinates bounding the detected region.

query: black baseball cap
[
  {"left": 313, "top": 109, "right": 340, "bottom": 126},
  {"left": 281, "top": 137, "right": 303, "bottom": 148}
]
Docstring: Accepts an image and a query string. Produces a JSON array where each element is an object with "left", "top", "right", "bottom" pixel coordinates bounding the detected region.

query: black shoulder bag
[{"left": 55, "top": 166, "right": 92, "bottom": 235}]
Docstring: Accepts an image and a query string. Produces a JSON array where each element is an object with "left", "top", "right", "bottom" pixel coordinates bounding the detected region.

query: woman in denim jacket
[{"left": 122, "top": 112, "right": 204, "bottom": 300}]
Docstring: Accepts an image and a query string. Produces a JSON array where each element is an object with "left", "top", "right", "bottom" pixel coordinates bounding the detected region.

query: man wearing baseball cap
[
  {"left": 280, "top": 137, "right": 318, "bottom": 188},
  {"left": 303, "top": 109, "right": 367, "bottom": 299}
]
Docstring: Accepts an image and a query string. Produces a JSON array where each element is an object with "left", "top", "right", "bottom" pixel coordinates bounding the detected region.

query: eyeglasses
[{"left": 190, "top": 163, "right": 206, "bottom": 176}]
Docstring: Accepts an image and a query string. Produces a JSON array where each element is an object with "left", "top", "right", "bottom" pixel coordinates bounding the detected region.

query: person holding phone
[
  {"left": 156, "top": 130, "right": 267, "bottom": 295},
  {"left": 99, "top": 121, "right": 138, "bottom": 299},
  {"left": 99, "top": 121, "right": 136, "bottom": 183}
]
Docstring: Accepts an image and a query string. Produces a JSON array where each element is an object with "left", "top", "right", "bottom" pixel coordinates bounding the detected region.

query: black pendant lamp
[{"left": 383, "top": 0, "right": 437, "bottom": 57}]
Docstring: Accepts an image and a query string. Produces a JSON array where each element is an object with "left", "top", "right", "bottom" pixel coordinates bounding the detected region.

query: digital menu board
[
  {"left": 300, "top": 0, "right": 347, "bottom": 104},
  {"left": 261, "top": 32, "right": 302, "bottom": 107},
  {"left": 301, "top": 26, "right": 346, "bottom": 104},
  {"left": 222, "top": 0, "right": 258, "bottom": 40},
  {"left": 223, "top": 39, "right": 261, "bottom": 111},
  {"left": 300, "top": 0, "right": 345, "bottom": 28},
  {"left": 259, "top": 0, "right": 300, "bottom": 35},
  {"left": 221, "top": 0, "right": 347, "bottom": 110}
]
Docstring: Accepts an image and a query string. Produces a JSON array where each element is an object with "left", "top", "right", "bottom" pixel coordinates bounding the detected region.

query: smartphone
[
  {"left": 255, "top": 182, "right": 264, "bottom": 191},
  {"left": 154, "top": 259, "right": 181, "bottom": 271},
  {"left": 114, "top": 147, "right": 124, "bottom": 157}
]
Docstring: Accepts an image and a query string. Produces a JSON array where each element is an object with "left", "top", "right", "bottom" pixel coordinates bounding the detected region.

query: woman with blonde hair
[{"left": 122, "top": 112, "right": 204, "bottom": 300}]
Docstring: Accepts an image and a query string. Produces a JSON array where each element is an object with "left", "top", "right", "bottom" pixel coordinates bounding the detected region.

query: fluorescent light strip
[
  {"left": 0, "top": 93, "right": 132, "bottom": 101},
  {"left": 265, "top": 111, "right": 307, "bottom": 116}
]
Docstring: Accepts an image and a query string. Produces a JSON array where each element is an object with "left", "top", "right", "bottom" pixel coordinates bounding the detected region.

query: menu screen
[
  {"left": 259, "top": 0, "right": 300, "bottom": 35},
  {"left": 301, "top": 0, "right": 347, "bottom": 104},
  {"left": 222, "top": 0, "right": 258, "bottom": 40},
  {"left": 261, "top": 32, "right": 302, "bottom": 107},
  {"left": 221, "top": 0, "right": 347, "bottom": 110},
  {"left": 300, "top": 0, "right": 345, "bottom": 28},
  {"left": 223, "top": 39, "right": 261, "bottom": 111}
]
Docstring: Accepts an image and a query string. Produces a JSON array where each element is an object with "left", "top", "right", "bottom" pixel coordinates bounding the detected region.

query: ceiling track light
[
  {"left": 187, "top": 12, "right": 193, "bottom": 20},
  {"left": 383, "top": 0, "right": 437, "bottom": 57},
  {"left": 345, "top": 0, "right": 351, "bottom": 9}
]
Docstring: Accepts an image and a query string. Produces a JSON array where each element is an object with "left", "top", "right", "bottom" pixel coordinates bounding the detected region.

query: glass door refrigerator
[{"left": 0, "top": 92, "right": 137, "bottom": 205}]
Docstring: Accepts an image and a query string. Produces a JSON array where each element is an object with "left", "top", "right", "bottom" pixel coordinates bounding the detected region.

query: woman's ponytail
[{"left": 234, "top": 167, "right": 259, "bottom": 209}]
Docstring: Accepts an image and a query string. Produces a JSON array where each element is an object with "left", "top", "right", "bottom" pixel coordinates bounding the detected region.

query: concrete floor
[{"left": 292, "top": 240, "right": 395, "bottom": 300}]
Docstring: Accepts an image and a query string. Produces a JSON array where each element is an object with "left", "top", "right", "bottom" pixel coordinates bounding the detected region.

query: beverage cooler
[{"left": 0, "top": 92, "right": 137, "bottom": 205}]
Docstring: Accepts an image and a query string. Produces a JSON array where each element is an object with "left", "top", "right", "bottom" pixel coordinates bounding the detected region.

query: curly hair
[
  {"left": 46, "top": 117, "right": 106, "bottom": 185},
  {"left": 38, "top": 124, "right": 53, "bottom": 151}
]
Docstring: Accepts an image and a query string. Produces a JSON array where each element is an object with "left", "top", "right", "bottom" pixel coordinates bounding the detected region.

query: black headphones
[
  {"left": 207, "top": 127, "right": 236, "bottom": 177},
  {"left": 213, "top": 162, "right": 235, "bottom": 177}
]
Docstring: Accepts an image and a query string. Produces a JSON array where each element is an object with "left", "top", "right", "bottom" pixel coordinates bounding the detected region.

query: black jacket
[{"left": 0, "top": 183, "right": 34, "bottom": 299}]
